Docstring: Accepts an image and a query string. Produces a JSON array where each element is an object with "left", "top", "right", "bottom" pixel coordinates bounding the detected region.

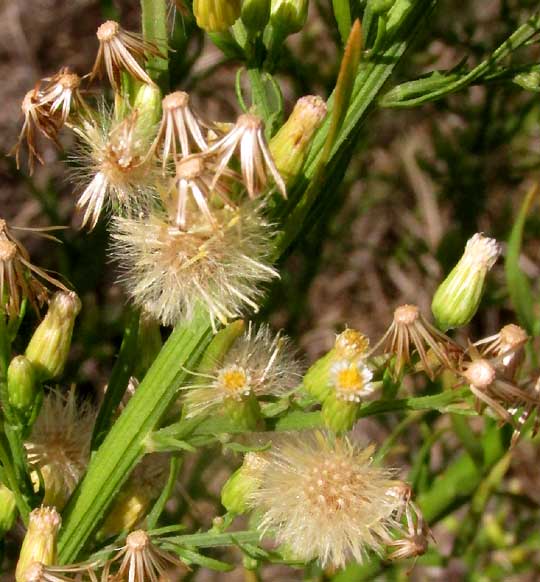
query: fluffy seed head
[
  {"left": 250, "top": 432, "right": 404, "bottom": 568},
  {"left": 25, "top": 391, "right": 95, "bottom": 510},
  {"left": 111, "top": 207, "right": 278, "bottom": 329},
  {"left": 184, "top": 323, "right": 301, "bottom": 417}
]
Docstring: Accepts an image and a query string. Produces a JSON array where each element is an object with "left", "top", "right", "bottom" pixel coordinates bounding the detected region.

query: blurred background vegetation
[{"left": 1, "top": 0, "right": 540, "bottom": 579}]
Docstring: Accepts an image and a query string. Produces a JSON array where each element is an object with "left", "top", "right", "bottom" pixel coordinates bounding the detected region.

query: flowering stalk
[{"left": 141, "top": 0, "right": 169, "bottom": 89}]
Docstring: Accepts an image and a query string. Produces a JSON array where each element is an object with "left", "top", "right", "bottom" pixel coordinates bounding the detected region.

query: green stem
[
  {"left": 58, "top": 311, "right": 213, "bottom": 563},
  {"left": 141, "top": 0, "right": 169, "bottom": 89},
  {"left": 0, "top": 430, "right": 30, "bottom": 523}
]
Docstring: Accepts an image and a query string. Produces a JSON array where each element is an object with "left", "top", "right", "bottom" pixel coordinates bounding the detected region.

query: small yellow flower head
[
  {"left": 91, "top": 20, "right": 162, "bottom": 89},
  {"left": 334, "top": 328, "right": 370, "bottom": 359},
  {"left": 184, "top": 323, "right": 301, "bottom": 417},
  {"left": 25, "top": 390, "right": 95, "bottom": 510},
  {"left": 432, "top": 233, "right": 501, "bottom": 331},
  {"left": 72, "top": 111, "right": 159, "bottom": 229},
  {"left": 16, "top": 507, "right": 61, "bottom": 582},
  {"left": 0, "top": 219, "right": 68, "bottom": 318},
  {"left": 330, "top": 360, "right": 374, "bottom": 403},
  {"left": 269, "top": 95, "right": 327, "bottom": 186},
  {"left": 25, "top": 291, "right": 81, "bottom": 382},
  {"left": 207, "top": 112, "right": 287, "bottom": 199},
  {"left": 193, "top": 0, "right": 241, "bottom": 32},
  {"left": 112, "top": 206, "right": 278, "bottom": 329},
  {"left": 249, "top": 432, "right": 404, "bottom": 568},
  {"left": 102, "top": 530, "right": 186, "bottom": 581},
  {"left": 221, "top": 452, "right": 268, "bottom": 514}
]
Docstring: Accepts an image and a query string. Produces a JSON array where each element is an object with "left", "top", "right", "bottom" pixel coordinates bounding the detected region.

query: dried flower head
[
  {"left": 39, "top": 68, "right": 86, "bottom": 125},
  {"left": 369, "top": 304, "right": 462, "bottom": 380},
  {"left": 90, "top": 20, "right": 162, "bottom": 89},
  {"left": 111, "top": 206, "right": 278, "bottom": 329},
  {"left": 151, "top": 91, "right": 212, "bottom": 168},
  {"left": 0, "top": 219, "right": 68, "bottom": 318},
  {"left": 249, "top": 431, "right": 408, "bottom": 568},
  {"left": 11, "top": 88, "right": 61, "bottom": 174},
  {"left": 329, "top": 360, "right": 374, "bottom": 403},
  {"left": 460, "top": 356, "right": 538, "bottom": 429},
  {"left": 207, "top": 113, "right": 287, "bottom": 199},
  {"left": 475, "top": 324, "right": 528, "bottom": 380},
  {"left": 101, "top": 530, "right": 185, "bottom": 581},
  {"left": 73, "top": 111, "right": 157, "bottom": 229},
  {"left": 184, "top": 323, "right": 301, "bottom": 417},
  {"left": 19, "top": 562, "right": 99, "bottom": 582},
  {"left": 172, "top": 154, "right": 237, "bottom": 229},
  {"left": 25, "top": 390, "right": 95, "bottom": 510}
]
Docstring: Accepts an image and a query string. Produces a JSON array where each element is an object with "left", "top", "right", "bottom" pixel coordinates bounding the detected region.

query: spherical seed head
[
  {"left": 251, "top": 432, "right": 401, "bottom": 567},
  {"left": 97, "top": 20, "right": 119, "bottom": 41},
  {"left": 238, "top": 113, "right": 263, "bottom": 131},
  {"left": 58, "top": 72, "right": 81, "bottom": 90},
  {"left": 176, "top": 155, "right": 205, "bottom": 180},
  {"left": 464, "top": 359, "right": 496, "bottom": 389},
  {"left": 394, "top": 304, "right": 420, "bottom": 326},
  {"left": 330, "top": 360, "right": 374, "bottom": 402},
  {"left": 499, "top": 324, "right": 528, "bottom": 349},
  {"left": 0, "top": 240, "right": 17, "bottom": 261},
  {"left": 163, "top": 91, "right": 189, "bottom": 110},
  {"left": 335, "top": 329, "right": 369, "bottom": 358},
  {"left": 126, "top": 530, "right": 151, "bottom": 552},
  {"left": 463, "top": 233, "right": 501, "bottom": 270},
  {"left": 216, "top": 364, "right": 252, "bottom": 400}
]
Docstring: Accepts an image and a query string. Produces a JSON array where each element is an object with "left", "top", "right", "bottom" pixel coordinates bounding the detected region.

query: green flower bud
[
  {"left": 134, "top": 83, "right": 162, "bottom": 135},
  {"left": 270, "top": 0, "right": 308, "bottom": 37},
  {"left": 26, "top": 291, "right": 81, "bottom": 381},
  {"left": 322, "top": 392, "right": 358, "bottom": 432},
  {"left": 7, "top": 355, "right": 39, "bottom": 423},
  {"left": 432, "top": 233, "right": 501, "bottom": 331},
  {"left": 369, "top": 0, "right": 394, "bottom": 14},
  {"left": 221, "top": 452, "right": 267, "bottom": 514},
  {"left": 269, "top": 95, "right": 327, "bottom": 186},
  {"left": 303, "top": 329, "right": 370, "bottom": 402},
  {"left": 222, "top": 393, "right": 263, "bottom": 431},
  {"left": 241, "top": 0, "right": 271, "bottom": 32},
  {"left": 0, "top": 484, "right": 17, "bottom": 537},
  {"left": 15, "top": 507, "right": 61, "bottom": 582},
  {"left": 193, "top": 0, "right": 241, "bottom": 32}
]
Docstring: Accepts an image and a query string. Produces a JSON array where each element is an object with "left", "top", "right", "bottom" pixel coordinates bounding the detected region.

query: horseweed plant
[{"left": 2, "top": 0, "right": 540, "bottom": 580}]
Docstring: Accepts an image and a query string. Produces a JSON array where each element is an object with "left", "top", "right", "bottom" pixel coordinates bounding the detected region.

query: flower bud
[
  {"left": 321, "top": 392, "right": 358, "bottom": 432},
  {"left": 25, "top": 292, "right": 81, "bottom": 381},
  {"left": 134, "top": 83, "right": 162, "bottom": 136},
  {"left": 270, "top": 0, "right": 308, "bottom": 37},
  {"left": 193, "top": 0, "right": 241, "bottom": 32},
  {"left": 0, "top": 484, "right": 17, "bottom": 537},
  {"left": 15, "top": 507, "right": 61, "bottom": 582},
  {"left": 221, "top": 452, "right": 267, "bottom": 514},
  {"left": 222, "top": 393, "right": 263, "bottom": 431},
  {"left": 269, "top": 95, "right": 326, "bottom": 185},
  {"left": 7, "top": 355, "right": 39, "bottom": 423},
  {"left": 241, "top": 0, "right": 271, "bottom": 32},
  {"left": 432, "top": 233, "right": 501, "bottom": 330}
]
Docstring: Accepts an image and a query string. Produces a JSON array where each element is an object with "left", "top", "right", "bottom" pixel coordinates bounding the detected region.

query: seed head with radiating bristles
[
  {"left": 38, "top": 68, "right": 87, "bottom": 125},
  {"left": 249, "top": 431, "right": 406, "bottom": 568},
  {"left": 0, "top": 219, "right": 68, "bottom": 318},
  {"left": 475, "top": 323, "right": 528, "bottom": 380},
  {"left": 72, "top": 111, "right": 158, "bottom": 229},
  {"left": 101, "top": 530, "right": 186, "bottom": 581},
  {"left": 184, "top": 323, "right": 302, "bottom": 417},
  {"left": 207, "top": 113, "right": 287, "bottom": 199},
  {"left": 19, "top": 561, "right": 99, "bottom": 582},
  {"left": 111, "top": 205, "right": 278, "bottom": 329},
  {"left": 90, "top": 20, "right": 162, "bottom": 90},
  {"left": 25, "top": 390, "right": 95, "bottom": 510}
]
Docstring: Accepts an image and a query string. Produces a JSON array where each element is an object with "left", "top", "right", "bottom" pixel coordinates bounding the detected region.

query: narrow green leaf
[
  {"left": 332, "top": 0, "right": 352, "bottom": 44},
  {"left": 146, "top": 457, "right": 182, "bottom": 530},
  {"left": 505, "top": 183, "right": 538, "bottom": 334},
  {"left": 166, "top": 545, "right": 234, "bottom": 571}
]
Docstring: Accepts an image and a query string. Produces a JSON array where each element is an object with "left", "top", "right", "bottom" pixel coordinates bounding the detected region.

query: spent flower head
[
  {"left": 475, "top": 324, "right": 528, "bottom": 381},
  {"left": 112, "top": 205, "right": 278, "bottom": 329},
  {"left": 25, "top": 390, "right": 95, "bottom": 510},
  {"left": 184, "top": 323, "right": 302, "bottom": 418},
  {"left": 249, "top": 431, "right": 411, "bottom": 568},
  {"left": 72, "top": 110, "right": 158, "bottom": 229},
  {"left": 90, "top": 20, "right": 162, "bottom": 90},
  {"left": 38, "top": 68, "right": 87, "bottom": 125},
  {"left": 207, "top": 113, "right": 287, "bottom": 200}
]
